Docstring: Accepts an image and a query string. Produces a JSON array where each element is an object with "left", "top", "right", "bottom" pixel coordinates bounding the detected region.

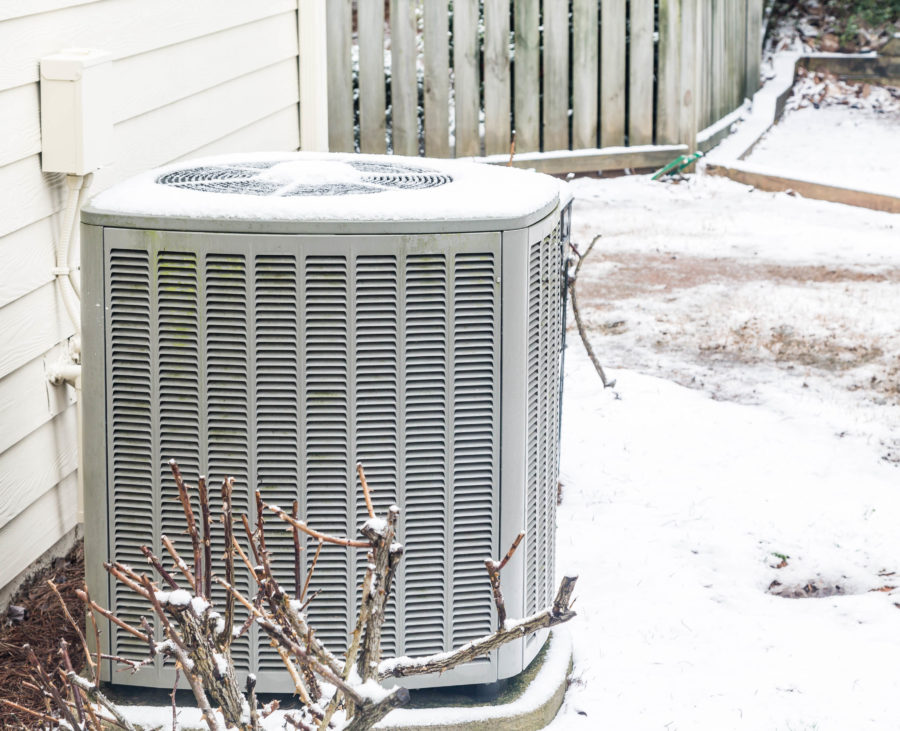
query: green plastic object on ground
[{"left": 652, "top": 151, "right": 704, "bottom": 180}]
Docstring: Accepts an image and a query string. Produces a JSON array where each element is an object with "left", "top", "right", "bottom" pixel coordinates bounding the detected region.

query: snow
[
  {"left": 547, "top": 171, "right": 900, "bottom": 729},
  {"left": 362, "top": 516, "right": 388, "bottom": 536},
  {"left": 86, "top": 152, "right": 560, "bottom": 227},
  {"left": 154, "top": 589, "right": 192, "bottom": 607},
  {"left": 190, "top": 596, "right": 210, "bottom": 615}
]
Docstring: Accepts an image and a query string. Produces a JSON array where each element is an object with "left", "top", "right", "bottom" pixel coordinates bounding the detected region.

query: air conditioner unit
[{"left": 81, "top": 153, "right": 570, "bottom": 691}]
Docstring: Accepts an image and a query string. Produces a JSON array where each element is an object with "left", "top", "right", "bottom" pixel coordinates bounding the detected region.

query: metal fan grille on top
[{"left": 156, "top": 160, "right": 453, "bottom": 197}]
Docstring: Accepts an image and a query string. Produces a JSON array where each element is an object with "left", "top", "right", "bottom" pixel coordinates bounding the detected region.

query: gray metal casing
[{"left": 81, "top": 164, "right": 568, "bottom": 692}]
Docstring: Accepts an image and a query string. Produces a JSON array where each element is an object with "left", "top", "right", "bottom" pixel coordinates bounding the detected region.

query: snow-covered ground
[{"left": 549, "top": 173, "right": 900, "bottom": 730}]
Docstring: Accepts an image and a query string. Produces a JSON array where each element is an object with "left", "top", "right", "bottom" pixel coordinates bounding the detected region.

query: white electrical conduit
[
  {"left": 48, "top": 172, "right": 92, "bottom": 522},
  {"left": 54, "top": 173, "right": 92, "bottom": 331}
]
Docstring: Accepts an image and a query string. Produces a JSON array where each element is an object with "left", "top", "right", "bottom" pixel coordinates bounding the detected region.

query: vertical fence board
[
  {"left": 358, "top": 0, "right": 386, "bottom": 153},
  {"left": 745, "top": 0, "right": 762, "bottom": 98},
  {"left": 543, "top": 0, "right": 569, "bottom": 151},
  {"left": 628, "top": 0, "right": 654, "bottom": 146},
  {"left": 679, "top": 0, "right": 698, "bottom": 152},
  {"left": 513, "top": 0, "right": 540, "bottom": 153},
  {"left": 326, "top": 0, "right": 353, "bottom": 152},
  {"left": 571, "top": 0, "right": 598, "bottom": 149},
  {"left": 453, "top": 0, "right": 480, "bottom": 156},
  {"left": 656, "top": 0, "right": 681, "bottom": 144},
  {"left": 599, "top": 0, "right": 626, "bottom": 147},
  {"left": 484, "top": 0, "right": 511, "bottom": 155},
  {"left": 424, "top": 0, "right": 450, "bottom": 157},
  {"left": 390, "top": 0, "right": 418, "bottom": 156}
]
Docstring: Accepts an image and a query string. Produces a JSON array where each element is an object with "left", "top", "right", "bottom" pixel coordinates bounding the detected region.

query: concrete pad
[{"left": 375, "top": 628, "right": 572, "bottom": 731}]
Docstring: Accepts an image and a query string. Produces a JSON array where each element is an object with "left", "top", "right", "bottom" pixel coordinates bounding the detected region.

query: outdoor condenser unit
[{"left": 81, "top": 153, "right": 570, "bottom": 691}]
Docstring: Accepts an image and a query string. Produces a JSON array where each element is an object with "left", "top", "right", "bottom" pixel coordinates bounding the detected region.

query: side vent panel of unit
[
  {"left": 205, "top": 253, "right": 252, "bottom": 670},
  {"left": 451, "top": 253, "right": 497, "bottom": 650},
  {"left": 402, "top": 255, "right": 449, "bottom": 656},
  {"left": 525, "top": 223, "right": 563, "bottom": 638},
  {"left": 105, "top": 237, "right": 499, "bottom": 681},
  {"left": 302, "top": 255, "right": 352, "bottom": 654},
  {"left": 108, "top": 249, "right": 154, "bottom": 660}
]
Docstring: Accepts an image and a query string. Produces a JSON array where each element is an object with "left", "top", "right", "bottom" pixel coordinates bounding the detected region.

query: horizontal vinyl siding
[{"left": 0, "top": 0, "right": 301, "bottom": 594}]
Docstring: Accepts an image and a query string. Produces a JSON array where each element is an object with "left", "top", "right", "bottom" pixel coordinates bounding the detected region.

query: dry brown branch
[
  {"left": 0, "top": 699, "right": 59, "bottom": 725},
  {"left": 68, "top": 672, "right": 137, "bottom": 731},
  {"left": 357, "top": 462, "right": 376, "bottom": 519},
  {"left": 301, "top": 540, "right": 323, "bottom": 603},
  {"left": 104, "top": 562, "right": 152, "bottom": 600},
  {"left": 483, "top": 531, "right": 525, "bottom": 630},
  {"left": 59, "top": 639, "right": 86, "bottom": 724},
  {"left": 221, "top": 477, "right": 236, "bottom": 647},
  {"left": 291, "top": 499, "right": 303, "bottom": 597},
  {"left": 140, "top": 545, "right": 179, "bottom": 590},
  {"left": 169, "top": 459, "right": 203, "bottom": 592},
  {"left": 25, "top": 644, "right": 80, "bottom": 730},
  {"left": 48, "top": 580, "right": 96, "bottom": 683},
  {"left": 75, "top": 589, "right": 150, "bottom": 644},
  {"left": 264, "top": 502, "right": 372, "bottom": 548},
  {"left": 161, "top": 534, "right": 196, "bottom": 591},
  {"left": 80, "top": 583, "right": 103, "bottom": 687},
  {"left": 197, "top": 475, "right": 213, "bottom": 598},
  {"left": 379, "top": 574, "right": 578, "bottom": 680},
  {"left": 357, "top": 506, "right": 403, "bottom": 681}
]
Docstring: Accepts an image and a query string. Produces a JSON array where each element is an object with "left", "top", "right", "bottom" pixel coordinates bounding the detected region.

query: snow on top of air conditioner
[{"left": 88, "top": 152, "right": 561, "bottom": 225}]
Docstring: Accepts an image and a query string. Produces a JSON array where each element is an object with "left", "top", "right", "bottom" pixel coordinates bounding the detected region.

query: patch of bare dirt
[{"left": 578, "top": 252, "right": 900, "bottom": 303}]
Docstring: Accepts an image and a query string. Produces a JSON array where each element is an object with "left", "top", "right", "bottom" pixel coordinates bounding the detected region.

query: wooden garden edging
[{"left": 704, "top": 37, "right": 900, "bottom": 214}]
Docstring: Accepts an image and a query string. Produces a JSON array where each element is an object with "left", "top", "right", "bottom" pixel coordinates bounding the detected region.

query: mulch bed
[{"left": 0, "top": 540, "right": 86, "bottom": 728}]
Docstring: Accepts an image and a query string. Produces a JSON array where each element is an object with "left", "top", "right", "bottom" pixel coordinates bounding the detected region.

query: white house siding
[{"left": 0, "top": 0, "right": 301, "bottom": 602}]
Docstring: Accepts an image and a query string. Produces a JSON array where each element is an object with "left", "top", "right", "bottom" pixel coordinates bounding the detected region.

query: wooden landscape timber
[{"left": 706, "top": 162, "right": 900, "bottom": 214}]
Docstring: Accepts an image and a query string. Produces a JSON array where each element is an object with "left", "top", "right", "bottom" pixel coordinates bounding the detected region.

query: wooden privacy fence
[{"left": 319, "top": 0, "right": 764, "bottom": 168}]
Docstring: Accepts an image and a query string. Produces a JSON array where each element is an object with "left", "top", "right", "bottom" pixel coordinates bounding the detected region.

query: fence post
[
  {"left": 679, "top": 0, "right": 699, "bottom": 155},
  {"left": 745, "top": 0, "right": 764, "bottom": 98},
  {"left": 325, "top": 0, "right": 353, "bottom": 152},
  {"left": 298, "top": 0, "right": 329, "bottom": 151},
  {"left": 656, "top": 0, "right": 681, "bottom": 145}
]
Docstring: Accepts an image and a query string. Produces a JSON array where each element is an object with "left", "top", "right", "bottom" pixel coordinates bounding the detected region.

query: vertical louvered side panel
[
  {"left": 156, "top": 253, "right": 202, "bottom": 671},
  {"left": 536, "top": 233, "right": 550, "bottom": 616},
  {"left": 205, "top": 253, "right": 252, "bottom": 670},
  {"left": 354, "top": 255, "right": 400, "bottom": 657},
  {"left": 108, "top": 250, "right": 154, "bottom": 660},
  {"left": 544, "top": 224, "right": 563, "bottom": 608},
  {"left": 525, "top": 221, "right": 563, "bottom": 631},
  {"left": 402, "top": 255, "right": 448, "bottom": 656},
  {"left": 525, "top": 237, "right": 541, "bottom": 618},
  {"left": 450, "top": 253, "right": 497, "bottom": 649},
  {"left": 254, "top": 255, "right": 302, "bottom": 669},
  {"left": 157, "top": 251, "right": 202, "bottom": 605},
  {"left": 303, "top": 256, "right": 351, "bottom": 653}
]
